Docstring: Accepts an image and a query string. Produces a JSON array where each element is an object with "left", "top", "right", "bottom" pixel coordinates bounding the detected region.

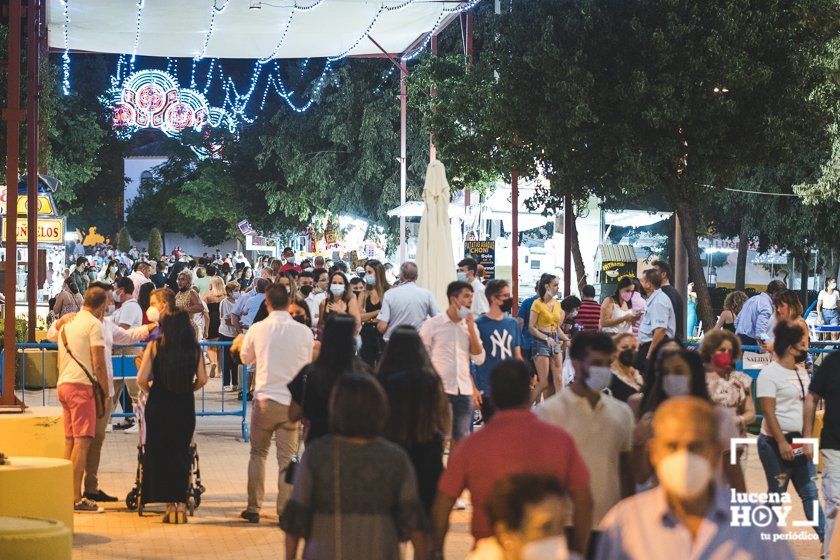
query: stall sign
[
  {"left": 464, "top": 241, "right": 496, "bottom": 280},
  {"left": 1, "top": 217, "right": 65, "bottom": 244},
  {"left": 0, "top": 189, "right": 56, "bottom": 216},
  {"left": 600, "top": 260, "right": 636, "bottom": 284}
]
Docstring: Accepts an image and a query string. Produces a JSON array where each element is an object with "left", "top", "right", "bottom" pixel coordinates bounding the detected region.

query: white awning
[
  {"left": 47, "top": 0, "right": 468, "bottom": 59},
  {"left": 387, "top": 201, "right": 464, "bottom": 219}
]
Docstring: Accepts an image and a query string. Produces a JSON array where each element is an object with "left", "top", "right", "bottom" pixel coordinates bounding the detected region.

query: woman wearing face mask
[
  {"left": 317, "top": 271, "right": 361, "bottom": 334},
  {"left": 529, "top": 274, "right": 569, "bottom": 403},
  {"left": 600, "top": 277, "right": 642, "bottom": 335},
  {"left": 359, "top": 259, "right": 390, "bottom": 367},
  {"left": 608, "top": 333, "right": 644, "bottom": 404},
  {"left": 701, "top": 330, "right": 756, "bottom": 442},
  {"left": 239, "top": 267, "right": 254, "bottom": 291},
  {"left": 756, "top": 320, "right": 825, "bottom": 540},
  {"left": 218, "top": 281, "right": 240, "bottom": 392},
  {"left": 99, "top": 258, "right": 123, "bottom": 284},
  {"left": 469, "top": 474, "right": 571, "bottom": 560},
  {"left": 632, "top": 349, "right": 744, "bottom": 491}
]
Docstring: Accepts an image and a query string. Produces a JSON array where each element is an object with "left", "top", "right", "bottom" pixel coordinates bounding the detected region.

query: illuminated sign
[
  {"left": 0, "top": 189, "right": 56, "bottom": 216},
  {"left": 1, "top": 217, "right": 65, "bottom": 244}
]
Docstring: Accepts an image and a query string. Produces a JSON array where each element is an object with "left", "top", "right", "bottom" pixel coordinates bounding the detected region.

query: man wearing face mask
[
  {"left": 756, "top": 320, "right": 825, "bottom": 542},
  {"left": 475, "top": 280, "right": 523, "bottom": 421},
  {"left": 420, "top": 280, "right": 486, "bottom": 445},
  {"left": 458, "top": 257, "right": 490, "bottom": 316},
  {"left": 538, "top": 333, "right": 634, "bottom": 556},
  {"left": 597, "top": 397, "right": 793, "bottom": 559},
  {"left": 71, "top": 256, "right": 91, "bottom": 294}
]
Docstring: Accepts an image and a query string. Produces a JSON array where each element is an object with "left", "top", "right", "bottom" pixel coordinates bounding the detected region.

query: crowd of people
[{"left": 50, "top": 244, "right": 840, "bottom": 559}]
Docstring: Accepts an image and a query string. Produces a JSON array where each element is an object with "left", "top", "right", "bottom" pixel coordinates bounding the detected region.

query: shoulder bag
[{"left": 60, "top": 328, "right": 107, "bottom": 419}]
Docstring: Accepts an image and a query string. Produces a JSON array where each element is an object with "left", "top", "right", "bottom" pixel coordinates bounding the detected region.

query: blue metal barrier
[{"left": 7, "top": 340, "right": 249, "bottom": 442}]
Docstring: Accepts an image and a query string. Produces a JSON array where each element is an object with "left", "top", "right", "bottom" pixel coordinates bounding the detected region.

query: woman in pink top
[{"left": 630, "top": 278, "right": 647, "bottom": 335}]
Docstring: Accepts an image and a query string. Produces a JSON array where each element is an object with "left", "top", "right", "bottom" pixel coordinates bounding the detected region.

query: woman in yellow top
[{"left": 528, "top": 274, "right": 570, "bottom": 403}]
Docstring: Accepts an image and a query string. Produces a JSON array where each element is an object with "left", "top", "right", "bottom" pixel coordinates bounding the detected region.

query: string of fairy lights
[{"left": 63, "top": 0, "right": 484, "bottom": 132}]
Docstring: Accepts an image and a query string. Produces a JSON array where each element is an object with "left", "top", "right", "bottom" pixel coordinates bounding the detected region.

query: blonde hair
[{"left": 207, "top": 276, "right": 226, "bottom": 299}]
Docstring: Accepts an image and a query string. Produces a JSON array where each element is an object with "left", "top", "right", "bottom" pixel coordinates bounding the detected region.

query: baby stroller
[{"left": 125, "top": 395, "right": 205, "bottom": 516}]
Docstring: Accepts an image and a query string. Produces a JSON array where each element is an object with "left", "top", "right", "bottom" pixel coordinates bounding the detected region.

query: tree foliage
[
  {"left": 148, "top": 227, "right": 163, "bottom": 260},
  {"left": 116, "top": 227, "right": 130, "bottom": 253},
  {"left": 412, "top": 0, "right": 839, "bottom": 329}
]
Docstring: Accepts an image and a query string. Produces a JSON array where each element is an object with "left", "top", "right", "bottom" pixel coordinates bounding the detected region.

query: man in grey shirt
[{"left": 377, "top": 262, "right": 440, "bottom": 341}]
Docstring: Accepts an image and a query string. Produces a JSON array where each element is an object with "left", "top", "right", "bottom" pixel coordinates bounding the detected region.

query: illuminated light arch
[{"left": 110, "top": 69, "right": 236, "bottom": 140}]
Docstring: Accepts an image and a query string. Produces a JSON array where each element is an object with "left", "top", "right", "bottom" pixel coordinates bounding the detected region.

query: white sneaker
[
  {"left": 124, "top": 423, "right": 139, "bottom": 434},
  {"left": 223, "top": 385, "right": 235, "bottom": 392},
  {"left": 106, "top": 424, "right": 113, "bottom": 433}
]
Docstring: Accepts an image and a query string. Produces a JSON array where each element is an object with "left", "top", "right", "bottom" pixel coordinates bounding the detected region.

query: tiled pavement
[{"left": 68, "top": 376, "right": 821, "bottom": 559}]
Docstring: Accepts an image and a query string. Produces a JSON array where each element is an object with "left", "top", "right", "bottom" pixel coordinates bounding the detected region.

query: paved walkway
[{"left": 69, "top": 381, "right": 823, "bottom": 559}]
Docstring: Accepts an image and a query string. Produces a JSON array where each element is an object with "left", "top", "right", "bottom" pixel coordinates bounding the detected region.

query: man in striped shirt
[{"left": 577, "top": 284, "right": 602, "bottom": 332}]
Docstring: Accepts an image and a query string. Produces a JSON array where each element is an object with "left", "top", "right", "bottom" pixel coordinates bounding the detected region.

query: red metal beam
[
  {"left": 366, "top": 36, "right": 408, "bottom": 77},
  {"left": 26, "top": 0, "right": 41, "bottom": 342},
  {"left": 1, "top": 0, "right": 24, "bottom": 408}
]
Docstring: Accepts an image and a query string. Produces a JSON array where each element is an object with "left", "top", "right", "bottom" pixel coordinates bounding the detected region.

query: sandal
[
  {"left": 162, "top": 504, "right": 175, "bottom": 524},
  {"left": 177, "top": 504, "right": 188, "bottom": 524}
]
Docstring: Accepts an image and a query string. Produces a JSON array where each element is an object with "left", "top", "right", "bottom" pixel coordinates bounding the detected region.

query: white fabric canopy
[
  {"left": 48, "top": 0, "right": 464, "bottom": 59},
  {"left": 416, "top": 160, "right": 456, "bottom": 311}
]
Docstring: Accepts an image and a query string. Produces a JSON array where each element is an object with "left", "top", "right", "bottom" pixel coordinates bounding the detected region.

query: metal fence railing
[{"left": 2, "top": 340, "right": 250, "bottom": 442}]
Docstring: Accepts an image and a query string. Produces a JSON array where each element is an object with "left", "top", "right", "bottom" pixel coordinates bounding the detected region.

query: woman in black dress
[
  {"left": 288, "top": 314, "right": 364, "bottom": 443},
  {"left": 359, "top": 259, "right": 390, "bottom": 366},
  {"left": 377, "top": 326, "right": 450, "bottom": 514},
  {"left": 137, "top": 310, "right": 208, "bottom": 523}
]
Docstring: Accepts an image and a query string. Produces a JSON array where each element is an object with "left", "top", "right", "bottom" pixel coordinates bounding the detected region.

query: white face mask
[
  {"left": 522, "top": 535, "right": 569, "bottom": 560},
  {"left": 113, "top": 291, "right": 121, "bottom": 303},
  {"left": 146, "top": 306, "right": 161, "bottom": 323},
  {"left": 109, "top": 266, "right": 117, "bottom": 273},
  {"left": 584, "top": 365, "right": 613, "bottom": 392},
  {"left": 330, "top": 284, "right": 345, "bottom": 296},
  {"left": 662, "top": 374, "right": 691, "bottom": 397},
  {"left": 457, "top": 305, "right": 471, "bottom": 320},
  {"left": 364, "top": 274, "right": 376, "bottom": 286},
  {"left": 655, "top": 449, "right": 713, "bottom": 500}
]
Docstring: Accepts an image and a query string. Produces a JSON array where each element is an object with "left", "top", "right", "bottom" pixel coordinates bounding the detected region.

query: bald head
[
  {"left": 400, "top": 261, "right": 419, "bottom": 282},
  {"left": 650, "top": 396, "right": 721, "bottom": 474}
]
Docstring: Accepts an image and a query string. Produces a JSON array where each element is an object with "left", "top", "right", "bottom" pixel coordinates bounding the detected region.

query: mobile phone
[{"left": 791, "top": 444, "right": 805, "bottom": 457}]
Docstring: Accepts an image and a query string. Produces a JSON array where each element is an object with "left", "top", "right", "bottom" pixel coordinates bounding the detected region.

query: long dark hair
[
  {"left": 154, "top": 310, "right": 200, "bottom": 393},
  {"left": 611, "top": 276, "right": 635, "bottom": 306},
  {"left": 377, "top": 326, "right": 450, "bottom": 446},
  {"left": 326, "top": 270, "right": 352, "bottom": 305},
  {"left": 137, "top": 282, "right": 154, "bottom": 313},
  {"left": 166, "top": 261, "right": 188, "bottom": 292},
  {"left": 641, "top": 348, "right": 710, "bottom": 415},
  {"left": 310, "top": 314, "right": 362, "bottom": 397},
  {"left": 64, "top": 276, "right": 80, "bottom": 294}
]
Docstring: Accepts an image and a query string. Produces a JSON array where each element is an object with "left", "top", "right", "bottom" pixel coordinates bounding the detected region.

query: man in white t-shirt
[
  {"left": 457, "top": 257, "right": 489, "bottom": 316},
  {"left": 113, "top": 277, "right": 143, "bottom": 330},
  {"left": 237, "top": 283, "right": 314, "bottom": 524},
  {"left": 55, "top": 287, "right": 109, "bottom": 513},
  {"left": 127, "top": 261, "right": 151, "bottom": 300},
  {"left": 538, "top": 332, "right": 634, "bottom": 541}
]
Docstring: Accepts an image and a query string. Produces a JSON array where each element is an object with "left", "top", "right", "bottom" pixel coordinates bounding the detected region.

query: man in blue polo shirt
[{"left": 475, "top": 279, "right": 522, "bottom": 421}]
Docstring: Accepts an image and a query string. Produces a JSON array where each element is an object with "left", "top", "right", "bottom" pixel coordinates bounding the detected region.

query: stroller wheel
[
  {"left": 138, "top": 500, "right": 144, "bottom": 516},
  {"left": 125, "top": 489, "right": 138, "bottom": 511}
]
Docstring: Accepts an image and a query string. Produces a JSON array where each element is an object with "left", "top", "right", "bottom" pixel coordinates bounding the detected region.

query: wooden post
[
  {"left": 563, "top": 194, "right": 572, "bottom": 297},
  {"left": 26, "top": 0, "right": 41, "bottom": 342},
  {"left": 399, "top": 59, "right": 407, "bottom": 264},
  {"left": 1, "top": 0, "right": 25, "bottom": 408},
  {"left": 511, "top": 171, "right": 519, "bottom": 314}
]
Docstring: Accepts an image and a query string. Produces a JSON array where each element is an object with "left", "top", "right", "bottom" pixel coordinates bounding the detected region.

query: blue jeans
[
  {"left": 446, "top": 394, "right": 473, "bottom": 442},
  {"left": 757, "top": 434, "right": 825, "bottom": 539}
]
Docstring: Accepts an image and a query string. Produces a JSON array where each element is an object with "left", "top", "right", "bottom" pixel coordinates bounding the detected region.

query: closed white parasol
[{"left": 416, "top": 161, "right": 456, "bottom": 311}]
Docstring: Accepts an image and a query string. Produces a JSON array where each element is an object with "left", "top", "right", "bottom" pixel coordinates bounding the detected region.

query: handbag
[
  {"left": 61, "top": 328, "right": 107, "bottom": 419},
  {"left": 284, "top": 371, "right": 307, "bottom": 484}
]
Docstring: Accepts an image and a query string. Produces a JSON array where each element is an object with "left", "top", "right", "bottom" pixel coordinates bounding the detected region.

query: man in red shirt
[
  {"left": 577, "top": 284, "right": 602, "bottom": 332},
  {"left": 278, "top": 247, "right": 301, "bottom": 274},
  {"left": 432, "top": 360, "right": 593, "bottom": 557}
]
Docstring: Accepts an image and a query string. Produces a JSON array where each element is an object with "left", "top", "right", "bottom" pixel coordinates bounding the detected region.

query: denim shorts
[
  {"left": 823, "top": 308, "right": 840, "bottom": 326},
  {"left": 532, "top": 333, "right": 559, "bottom": 358}
]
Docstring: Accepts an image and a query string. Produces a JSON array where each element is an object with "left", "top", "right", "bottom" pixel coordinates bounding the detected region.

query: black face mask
[
  {"left": 618, "top": 348, "right": 636, "bottom": 367},
  {"left": 300, "top": 285, "right": 313, "bottom": 298},
  {"left": 795, "top": 350, "right": 809, "bottom": 363},
  {"left": 500, "top": 298, "right": 513, "bottom": 313}
]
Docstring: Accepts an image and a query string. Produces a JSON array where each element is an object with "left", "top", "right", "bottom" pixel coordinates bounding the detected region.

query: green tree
[
  {"left": 148, "top": 227, "right": 163, "bottom": 260},
  {"left": 117, "top": 227, "right": 130, "bottom": 253},
  {"left": 412, "top": 0, "right": 838, "bottom": 330}
]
